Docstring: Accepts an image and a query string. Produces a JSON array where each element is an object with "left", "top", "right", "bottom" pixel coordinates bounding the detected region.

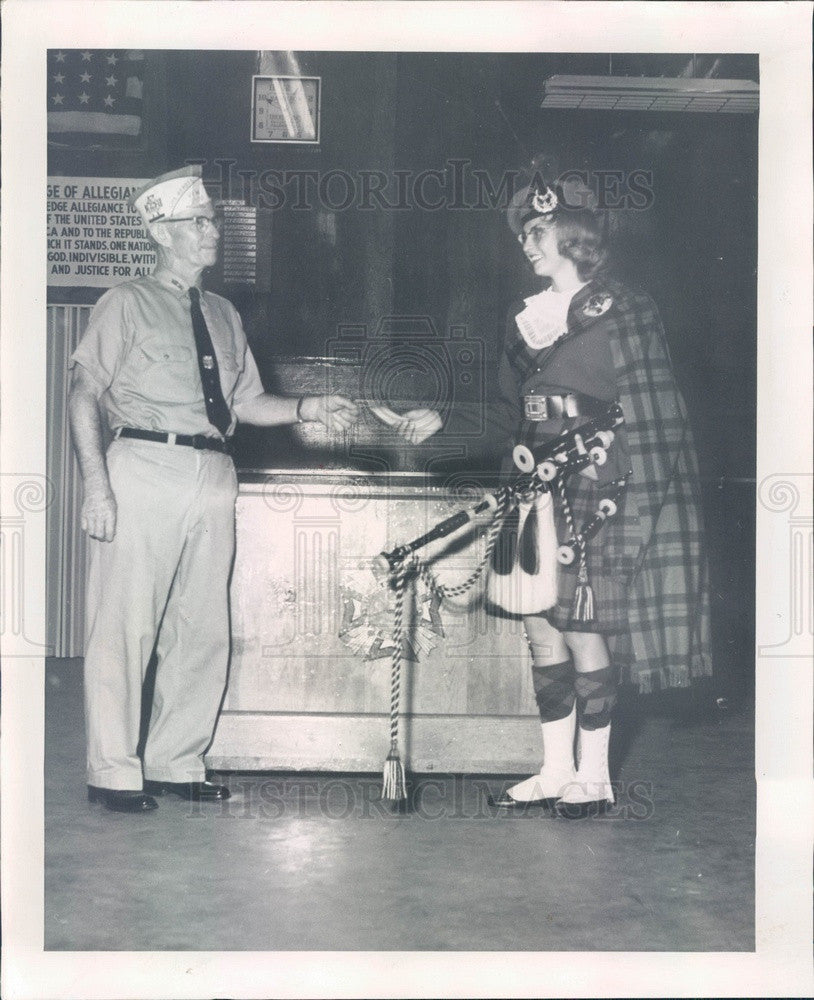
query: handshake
[{"left": 301, "top": 395, "right": 443, "bottom": 445}]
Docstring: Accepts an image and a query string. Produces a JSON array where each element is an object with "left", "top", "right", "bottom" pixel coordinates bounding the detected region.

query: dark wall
[
  {"left": 47, "top": 51, "right": 758, "bottom": 482},
  {"left": 165, "top": 50, "right": 399, "bottom": 361}
]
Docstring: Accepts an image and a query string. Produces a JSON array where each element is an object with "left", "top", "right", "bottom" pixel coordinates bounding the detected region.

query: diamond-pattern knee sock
[
  {"left": 530, "top": 658, "right": 575, "bottom": 723},
  {"left": 574, "top": 665, "right": 617, "bottom": 730}
]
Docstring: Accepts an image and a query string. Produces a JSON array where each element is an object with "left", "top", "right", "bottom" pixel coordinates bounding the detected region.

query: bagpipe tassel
[
  {"left": 519, "top": 500, "right": 539, "bottom": 574},
  {"left": 490, "top": 500, "right": 520, "bottom": 576},
  {"left": 556, "top": 475, "right": 596, "bottom": 624},
  {"left": 382, "top": 742, "right": 407, "bottom": 803},
  {"left": 487, "top": 494, "right": 558, "bottom": 615},
  {"left": 571, "top": 562, "right": 596, "bottom": 623}
]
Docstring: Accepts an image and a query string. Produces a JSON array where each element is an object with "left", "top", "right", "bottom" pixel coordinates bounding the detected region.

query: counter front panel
[{"left": 208, "top": 473, "right": 542, "bottom": 773}]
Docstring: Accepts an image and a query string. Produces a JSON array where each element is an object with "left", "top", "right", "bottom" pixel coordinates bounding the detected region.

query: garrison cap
[{"left": 131, "top": 165, "right": 212, "bottom": 226}]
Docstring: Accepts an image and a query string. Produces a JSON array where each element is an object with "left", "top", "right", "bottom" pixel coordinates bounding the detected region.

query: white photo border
[{"left": 1, "top": 2, "right": 812, "bottom": 998}]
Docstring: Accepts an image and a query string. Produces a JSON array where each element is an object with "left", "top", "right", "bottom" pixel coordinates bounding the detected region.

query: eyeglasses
[
  {"left": 163, "top": 215, "right": 222, "bottom": 232},
  {"left": 518, "top": 222, "right": 555, "bottom": 245}
]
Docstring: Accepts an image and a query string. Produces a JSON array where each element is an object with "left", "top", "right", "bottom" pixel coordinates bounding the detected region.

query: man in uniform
[{"left": 69, "top": 165, "right": 359, "bottom": 813}]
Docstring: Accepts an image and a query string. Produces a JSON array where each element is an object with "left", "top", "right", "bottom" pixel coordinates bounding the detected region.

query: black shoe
[
  {"left": 143, "top": 780, "right": 230, "bottom": 801},
  {"left": 87, "top": 786, "right": 158, "bottom": 813},
  {"left": 487, "top": 792, "right": 556, "bottom": 812}
]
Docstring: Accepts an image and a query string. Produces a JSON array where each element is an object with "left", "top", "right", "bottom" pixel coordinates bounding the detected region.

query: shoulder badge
[{"left": 582, "top": 293, "right": 613, "bottom": 318}]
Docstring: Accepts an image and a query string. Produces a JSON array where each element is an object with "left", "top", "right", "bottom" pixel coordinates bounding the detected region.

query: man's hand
[
  {"left": 393, "top": 408, "right": 443, "bottom": 445},
  {"left": 69, "top": 366, "right": 118, "bottom": 541},
  {"left": 81, "top": 486, "right": 117, "bottom": 541},
  {"left": 301, "top": 394, "right": 360, "bottom": 432}
]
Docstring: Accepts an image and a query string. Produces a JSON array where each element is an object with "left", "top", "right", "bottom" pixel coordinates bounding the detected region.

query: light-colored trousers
[{"left": 83, "top": 438, "right": 238, "bottom": 789}]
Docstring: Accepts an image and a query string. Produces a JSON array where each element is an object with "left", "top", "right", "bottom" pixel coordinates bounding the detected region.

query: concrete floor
[{"left": 45, "top": 658, "right": 754, "bottom": 951}]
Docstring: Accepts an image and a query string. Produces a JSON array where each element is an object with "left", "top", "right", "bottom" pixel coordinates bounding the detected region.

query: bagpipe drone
[{"left": 371, "top": 400, "right": 627, "bottom": 804}]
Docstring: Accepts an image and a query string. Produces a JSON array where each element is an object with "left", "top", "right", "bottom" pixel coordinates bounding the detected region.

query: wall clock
[{"left": 251, "top": 75, "right": 321, "bottom": 144}]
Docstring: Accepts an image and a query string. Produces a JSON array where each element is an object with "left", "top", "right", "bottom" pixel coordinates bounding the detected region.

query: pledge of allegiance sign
[{"left": 47, "top": 176, "right": 156, "bottom": 287}]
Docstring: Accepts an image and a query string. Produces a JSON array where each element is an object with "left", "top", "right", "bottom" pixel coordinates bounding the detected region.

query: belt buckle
[
  {"left": 191, "top": 434, "right": 206, "bottom": 450},
  {"left": 524, "top": 395, "right": 548, "bottom": 422}
]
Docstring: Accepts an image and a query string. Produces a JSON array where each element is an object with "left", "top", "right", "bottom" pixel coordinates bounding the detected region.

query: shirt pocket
[
  {"left": 138, "top": 338, "right": 200, "bottom": 404},
  {"left": 217, "top": 350, "right": 241, "bottom": 403}
]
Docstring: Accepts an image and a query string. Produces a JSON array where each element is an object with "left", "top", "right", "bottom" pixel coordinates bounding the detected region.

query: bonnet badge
[{"left": 531, "top": 186, "right": 558, "bottom": 215}]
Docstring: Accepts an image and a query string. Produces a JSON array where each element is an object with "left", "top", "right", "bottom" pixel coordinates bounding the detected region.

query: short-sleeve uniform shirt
[{"left": 70, "top": 268, "right": 265, "bottom": 437}]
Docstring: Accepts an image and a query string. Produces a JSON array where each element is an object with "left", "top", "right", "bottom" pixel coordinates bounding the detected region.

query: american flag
[{"left": 47, "top": 49, "right": 145, "bottom": 146}]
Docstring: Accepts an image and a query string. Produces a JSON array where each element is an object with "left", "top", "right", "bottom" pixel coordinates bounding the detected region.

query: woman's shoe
[
  {"left": 555, "top": 723, "right": 614, "bottom": 819},
  {"left": 494, "top": 704, "right": 577, "bottom": 808},
  {"left": 487, "top": 789, "right": 557, "bottom": 811}
]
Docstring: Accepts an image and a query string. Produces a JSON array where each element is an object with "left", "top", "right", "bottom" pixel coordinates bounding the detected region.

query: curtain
[{"left": 46, "top": 304, "right": 91, "bottom": 657}]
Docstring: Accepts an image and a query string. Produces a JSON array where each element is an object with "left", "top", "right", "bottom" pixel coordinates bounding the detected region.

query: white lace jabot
[{"left": 515, "top": 286, "right": 579, "bottom": 350}]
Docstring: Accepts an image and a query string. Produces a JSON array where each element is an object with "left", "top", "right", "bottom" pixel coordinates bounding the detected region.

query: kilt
[{"left": 492, "top": 276, "right": 713, "bottom": 692}]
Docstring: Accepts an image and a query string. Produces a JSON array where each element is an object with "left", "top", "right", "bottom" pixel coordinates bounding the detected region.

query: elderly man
[{"left": 69, "top": 165, "right": 359, "bottom": 813}]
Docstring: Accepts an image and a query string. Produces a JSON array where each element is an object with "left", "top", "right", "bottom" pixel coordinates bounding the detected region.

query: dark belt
[
  {"left": 117, "top": 427, "right": 233, "bottom": 455},
  {"left": 523, "top": 392, "right": 610, "bottom": 422}
]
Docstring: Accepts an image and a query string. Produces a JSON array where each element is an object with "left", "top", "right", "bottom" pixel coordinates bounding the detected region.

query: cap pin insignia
[
  {"left": 144, "top": 194, "right": 163, "bottom": 219},
  {"left": 531, "top": 187, "right": 558, "bottom": 214}
]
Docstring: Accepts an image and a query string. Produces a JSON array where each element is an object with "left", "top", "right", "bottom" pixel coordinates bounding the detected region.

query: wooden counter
[{"left": 207, "top": 471, "right": 542, "bottom": 774}]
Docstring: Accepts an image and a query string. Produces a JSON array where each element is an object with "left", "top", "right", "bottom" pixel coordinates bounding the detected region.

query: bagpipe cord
[
  {"left": 381, "top": 562, "right": 408, "bottom": 802},
  {"left": 382, "top": 492, "right": 511, "bottom": 803}
]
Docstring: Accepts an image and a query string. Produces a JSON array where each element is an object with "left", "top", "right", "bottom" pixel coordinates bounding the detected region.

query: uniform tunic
[
  {"left": 71, "top": 268, "right": 265, "bottom": 789},
  {"left": 493, "top": 275, "right": 712, "bottom": 692}
]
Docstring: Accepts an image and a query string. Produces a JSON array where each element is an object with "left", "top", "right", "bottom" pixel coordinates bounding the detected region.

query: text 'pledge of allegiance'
[{"left": 47, "top": 177, "right": 157, "bottom": 287}]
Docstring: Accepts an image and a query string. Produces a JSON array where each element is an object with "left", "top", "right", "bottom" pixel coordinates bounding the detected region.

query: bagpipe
[
  {"left": 373, "top": 400, "right": 625, "bottom": 590},
  {"left": 371, "top": 400, "right": 626, "bottom": 804}
]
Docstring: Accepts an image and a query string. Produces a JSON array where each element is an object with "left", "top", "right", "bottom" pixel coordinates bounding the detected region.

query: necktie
[{"left": 188, "top": 286, "right": 231, "bottom": 436}]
